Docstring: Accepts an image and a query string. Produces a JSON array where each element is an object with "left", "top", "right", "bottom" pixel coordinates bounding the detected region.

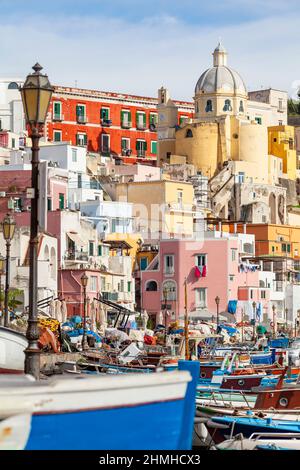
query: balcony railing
[
  {"left": 137, "top": 150, "right": 146, "bottom": 158},
  {"left": 102, "top": 291, "right": 118, "bottom": 301},
  {"left": 136, "top": 122, "right": 147, "bottom": 130},
  {"left": 77, "top": 115, "right": 88, "bottom": 124},
  {"left": 149, "top": 123, "right": 157, "bottom": 131},
  {"left": 53, "top": 113, "right": 64, "bottom": 122},
  {"left": 121, "top": 121, "right": 132, "bottom": 129},
  {"left": 101, "top": 119, "right": 112, "bottom": 127},
  {"left": 64, "top": 250, "right": 88, "bottom": 261}
]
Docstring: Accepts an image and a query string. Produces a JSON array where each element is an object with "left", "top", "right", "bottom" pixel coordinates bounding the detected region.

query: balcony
[
  {"left": 64, "top": 250, "right": 89, "bottom": 262},
  {"left": 101, "top": 119, "right": 112, "bottom": 127},
  {"left": 76, "top": 115, "right": 88, "bottom": 124},
  {"left": 102, "top": 291, "right": 118, "bottom": 301},
  {"left": 122, "top": 149, "right": 132, "bottom": 157},
  {"left": 137, "top": 150, "right": 146, "bottom": 158},
  {"left": 53, "top": 113, "right": 64, "bottom": 122},
  {"left": 121, "top": 121, "right": 132, "bottom": 129},
  {"left": 136, "top": 122, "right": 147, "bottom": 131}
]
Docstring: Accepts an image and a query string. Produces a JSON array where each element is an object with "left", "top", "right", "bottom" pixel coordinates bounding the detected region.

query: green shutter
[
  {"left": 121, "top": 110, "right": 125, "bottom": 122},
  {"left": 136, "top": 140, "right": 139, "bottom": 150},
  {"left": 128, "top": 111, "right": 131, "bottom": 122},
  {"left": 143, "top": 141, "right": 147, "bottom": 151},
  {"left": 121, "top": 138, "right": 127, "bottom": 150},
  {"left": 54, "top": 102, "right": 61, "bottom": 114},
  {"left": 84, "top": 134, "right": 87, "bottom": 145},
  {"left": 98, "top": 245, "right": 102, "bottom": 256},
  {"left": 151, "top": 141, "right": 157, "bottom": 154}
]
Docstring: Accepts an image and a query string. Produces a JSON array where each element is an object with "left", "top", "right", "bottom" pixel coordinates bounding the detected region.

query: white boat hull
[{"left": 0, "top": 327, "right": 27, "bottom": 373}]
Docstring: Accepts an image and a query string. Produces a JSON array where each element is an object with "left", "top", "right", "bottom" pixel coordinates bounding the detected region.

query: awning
[
  {"left": 67, "top": 232, "right": 85, "bottom": 246},
  {"left": 180, "top": 310, "right": 227, "bottom": 321}
]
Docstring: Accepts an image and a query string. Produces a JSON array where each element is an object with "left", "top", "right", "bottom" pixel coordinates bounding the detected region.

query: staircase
[{"left": 209, "top": 162, "right": 235, "bottom": 218}]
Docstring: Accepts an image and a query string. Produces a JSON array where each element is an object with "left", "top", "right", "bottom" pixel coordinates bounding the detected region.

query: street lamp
[
  {"left": 81, "top": 273, "right": 89, "bottom": 351},
  {"left": 215, "top": 296, "right": 220, "bottom": 329},
  {"left": 252, "top": 301, "right": 256, "bottom": 341},
  {"left": 272, "top": 304, "right": 276, "bottom": 339},
  {"left": 163, "top": 286, "right": 169, "bottom": 341},
  {"left": 21, "top": 63, "right": 54, "bottom": 379},
  {"left": 2, "top": 213, "right": 16, "bottom": 327},
  {"left": 0, "top": 255, "right": 5, "bottom": 325}
]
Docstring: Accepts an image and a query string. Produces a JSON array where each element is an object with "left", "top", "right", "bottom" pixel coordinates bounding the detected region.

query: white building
[
  {"left": 79, "top": 200, "right": 134, "bottom": 237},
  {"left": 248, "top": 89, "right": 288, "bottom": 127},
  {"left": 0, "top": 79, "right": 25, "bottom": 134}
]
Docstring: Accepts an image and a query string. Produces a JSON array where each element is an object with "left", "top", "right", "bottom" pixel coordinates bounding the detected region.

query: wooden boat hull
[{"left": 0, "top": 327, "right": 27, "bottom": 373}]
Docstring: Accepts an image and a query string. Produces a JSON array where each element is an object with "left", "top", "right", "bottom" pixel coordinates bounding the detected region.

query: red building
[{"left": 46, "top": 86, "right": 194, "bottom": 164}]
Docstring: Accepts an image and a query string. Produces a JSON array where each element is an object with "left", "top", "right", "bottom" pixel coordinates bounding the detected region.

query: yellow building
[
  {"left": 268, "top": 125, "right": 297, "bottom": 181},
  {"left": 115, "top": 180, "right": 195, "bottom": 239}
]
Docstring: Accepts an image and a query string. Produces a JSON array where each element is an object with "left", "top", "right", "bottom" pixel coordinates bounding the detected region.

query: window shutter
[
  {"left": 143, "top": 141, "right": 147, "bottom": 151},
  {"left": 84, "top": 134, "right": 87, "bottom": 145},
  {"left": 143, "top": 113, "right": 146, "bottom": 125},
  {"left": 54, "top": 102, "right": 61, "bottom": 114},
  {"left": 136, "top": 140, "right": 139, "bottom": 150},
  {"left": 128, "top": 111, "right": 131, "bottom": 122},
  {"left": 151, "top": 141, "right": 157, "bottom": 154}
]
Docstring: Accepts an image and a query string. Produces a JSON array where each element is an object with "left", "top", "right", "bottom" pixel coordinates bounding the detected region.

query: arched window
[
  {"left": 145, "top": 280, "right": 158, "bottom": 291},
  {"left": 205, "top": 100, "right": 213, "bottom": 112},
  {"left": 161, "top": 280, "right": 177, "bottom": 301},
  {"left": 44, "top": 245, "right": 49, "bottom": 261},
  {"left": 185, "top": 129, "right": 193, "bottom": 138},
  {"left": 50, "top": 247, "right": 56, "bottom": 280},
  {"left": 8, "top": 82, "right": 18, "bottom": 90},
  {"left": 223, "top": 99, "right": 232, "bottom": 112},
  {"left": 239, "top": 100, "right": 244, "bottom": 112}
]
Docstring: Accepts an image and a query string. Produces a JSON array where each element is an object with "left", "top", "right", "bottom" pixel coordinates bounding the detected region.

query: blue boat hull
[{"left": 26, "top": 398, "right": 186, "bottom": 450}]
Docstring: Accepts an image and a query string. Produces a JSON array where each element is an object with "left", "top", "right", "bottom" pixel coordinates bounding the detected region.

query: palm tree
[{"left": 0, "top": 288, "right": 23, "bottom": 311}]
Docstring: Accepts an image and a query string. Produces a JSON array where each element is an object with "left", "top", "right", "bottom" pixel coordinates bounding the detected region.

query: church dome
[{"left": 195, "top": 43, "right": 247, "bottom": 96}]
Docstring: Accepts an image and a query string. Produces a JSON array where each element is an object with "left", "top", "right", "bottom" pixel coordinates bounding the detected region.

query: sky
[{"left": 0, "top": 0, "right": 299, "bottom": 101}]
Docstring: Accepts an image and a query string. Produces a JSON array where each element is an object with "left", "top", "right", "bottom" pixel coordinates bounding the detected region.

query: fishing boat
[
  {"left": 206, "top": 415, "right": 300, "bottom": 443},
  {"left": 0, "top": 414, "right": 32, "bottom": 450},
  {"left": 0, "top": 327, "right": 27, "bottom": 373},
  {"left": 0, "top": 361, "right": 199, "bottom": 450},
  {"left": 215, "top": 432, "right": 300, "bottom": 450}
]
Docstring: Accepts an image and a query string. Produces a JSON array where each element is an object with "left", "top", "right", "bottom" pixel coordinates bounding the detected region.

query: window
[
  {"left": 272, "top": 246, "right": 275, "bottom": 252},
  {"left": 149, "top": 113, "right": 158, "bottom": 128},
  {"left": 195, "top": 288, "right": 207, "bottom": 308},
  {"left": 53, "top": 130, "right": 62, "bottom": 142},
  {"left": 151, "top": 141, "right": 157, "bottom": 155},
  {"left": 162, "top": 281, "right": 176, "bottom": 300},
  {"left": 76, "top": 133, "right": 87, "bottom": 146},
  {"left": 59, "top": 193, "right": 65, "bottom": 210},
  {"left": 120, "top": 280, "right": 124, "bottom": 292},
  {"left": 231, "top": 249, "right": 237, "bottom": 261},
  {"left": 101, "top": 134, "right": 110, "bottom": 154},
  {"left": 12, "top": 138, "right": 16, "bottom": 148},
  {"left": 127, "top": 281, "right": 131, "bottom": 292},
  {"left": 255, "top": 117, "right": 262, "bottom": 125},
  {"left": 53, "top": 102, "right": 62, "bottom": 120},
  {"left": 89, "top": 241, "right": 94, "bottom": 256},
  {"left": 205, "top": 100, "right": 213, "bottom": 112},
  {"left": 101, "top": 276, "right": 106, "bottom": 291},
  {"left": 140, "top": 257, "right": 148, "bottom": 271},
  {"left": 238, "top": 172, "right": 245, "bottom": 184},
  {"left": 76, "top": 104, "right": 86, "bottom": 123},
  {"left": 136, "top": 139, "right": 147, "bottom": 157},
  {"left": 101, "top": 107, "right": 110, "bottom": 120},
  {"left": 90, "top": 276, "right": 97, "bottom": 292},
  {"left": 72, "top": 149, "right": 77, "bottom": 162},
  {"left": 121, "top": 138, "right": 130, "bottom": 155},
  {"left": 177, "top": 190, "right": 183, "bottom": 205},
  {"left": 261, "top": 290, "right": 266, "bottom": 299},
  {"left": 179, "top": 116, "right": 188, "bottom": 125},
  {"left": 195, "top": 254, "right": 207, "bottom": 267},
  {"left": 282, "top": 243, "right": 291, "bottom": 253},
  {"left": 185, "top": 129, "right": 193, "bottom": 138},
  {"left": 8, "top": 82, "right": 18, "bottom": 89},
  {"left": 121, "top": 110, "right": 131, "bottom": 128},
  {"left": 279, "top": 99, "right": 283, "bottom": 111},
  {"left": 47, "top": 198, "right": 52, "bottom": 211},
  {"left": 136, "top": 111, "right": 146, "bottom": 129},
  {"left": 164, "top": 254, "right": 174, "bottom": 274},
  {"left": 223, "top": 99, "right": 232, "bottom": 112},
  {"left": 239, "top": 100, "right": 244, "bottom": 112},
  {"left": 229, "top": 275, "right": 234, "bottom": 282},
  {"left": 250, "top": 289, "right": 253, "bottom": 299},
  {"left": 145, "top": 280, "right": 158, "bottom": 291},
  {"left": 279, "top": 120, "right": 283, "bottom": 126}
]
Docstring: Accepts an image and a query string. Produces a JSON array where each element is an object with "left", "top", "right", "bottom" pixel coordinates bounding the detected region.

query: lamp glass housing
[
  {"left": 81, "top": 273, "right": 88, "bottom": 288},
  {"left": 20, "top": 63, "right": 54, "bottom": 126},
  {"left": 2, "top": 214, "right": 16, "bottom": 241}
]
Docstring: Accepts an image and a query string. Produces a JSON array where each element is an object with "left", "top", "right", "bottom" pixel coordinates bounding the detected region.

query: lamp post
[
  {"left": 163, "top": 286, "right": 168, "bottom": 341},
  {"left": 252, "top": 301, "right": 256, "bottom": 341},
  {"left": 215, "top": 296, "right": 220, "bottom": 330},
  {"left": 272, "top": 304, "right": 276, "bottom": 339},
  {"left": 20, "top": 63, "right": 54, "bottom": 379},
  {"left": 81, "top": 273, "right": 89, "bottom": 351},
  {"left": 2, "top": 214, "right": 16, "bottom": 327},
  {"left": 0, "top": 255, "right": 5, "bottom": 325}
]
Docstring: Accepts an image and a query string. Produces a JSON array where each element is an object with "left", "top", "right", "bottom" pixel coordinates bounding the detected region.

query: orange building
[{"left": 46, "top": 85, "right": 193, "bottom": 164}]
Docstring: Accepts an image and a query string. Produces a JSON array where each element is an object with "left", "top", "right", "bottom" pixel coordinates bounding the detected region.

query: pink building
[{"left": 141, "top": 232, "right": 270, "bottom": 325}]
